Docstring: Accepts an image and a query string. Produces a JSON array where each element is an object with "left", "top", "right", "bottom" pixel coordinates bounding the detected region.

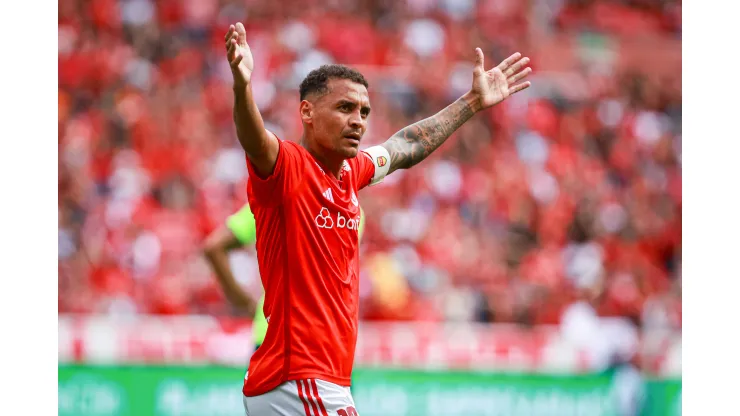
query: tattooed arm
[
  {"left": 381, "top": 93, "right": 479, "bottom": 173},
  {"left": 381, "top": 49, "right": 532, "bottom": 175}
]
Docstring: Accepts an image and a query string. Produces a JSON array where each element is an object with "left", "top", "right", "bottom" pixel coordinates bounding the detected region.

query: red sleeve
[
  {"left": 245, "top": 139, "right": 305, "bottom": 206},
  {"left": 353, "top": 151, "right": 377, "bottom": 190}
]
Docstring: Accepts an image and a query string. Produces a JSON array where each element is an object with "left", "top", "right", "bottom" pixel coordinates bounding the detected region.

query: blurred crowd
[{"left": 58, "top": 0, "right": 682, "bottom": 331}]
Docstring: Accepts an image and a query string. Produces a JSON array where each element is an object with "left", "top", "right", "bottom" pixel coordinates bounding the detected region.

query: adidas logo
[{"left": 323, "top": 188, "right": 334, "bottom": 203}]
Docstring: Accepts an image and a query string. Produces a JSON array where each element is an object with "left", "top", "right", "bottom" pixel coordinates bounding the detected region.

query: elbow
[
  {"left": 202, "top": 234, "right": 223, "bottom": 259},
  {"left": 240, "top": 131, "right": 272, "bottom": 157}
]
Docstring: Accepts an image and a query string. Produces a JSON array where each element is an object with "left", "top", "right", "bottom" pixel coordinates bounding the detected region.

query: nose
[{"left": 349, "top": 111, "right": 364, "bottom": 130}]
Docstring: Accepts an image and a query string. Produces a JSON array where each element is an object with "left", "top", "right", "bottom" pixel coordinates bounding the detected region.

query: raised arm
[
  {"left": 226, "top": 23, "right": 279, "bottom": 177},
  {"left": 381, "top": 49, "right": 531, "bottom": 174}
]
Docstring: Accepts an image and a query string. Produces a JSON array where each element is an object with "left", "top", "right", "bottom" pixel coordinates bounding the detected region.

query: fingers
[
  {"left": 227, "top": 38, "right": 235, "bottom": 55},
  {"left": 227, "top": 38, "right": 244, "bottom": 67},
  {"left": 227, "top": 39, "right": 238, "bottom": 63},
  {"left": 224, "top": 22, "right": 246, "bottom": 51},
  {"left": 474, "top": 47, "right": 485, "bottom": 75},
  {"left": 225, "top": 23, "right": 248, "bottom": 71},
  {"left": 225, "top": 32, "right": 238, "bottom": 51},
  {"left": 236, "top": 22, "right": 247, "bottom": 45},
  {"left": 496, "top": 52, "right": 522, "bottom": 71},
  {"left": 509, "top": 81, "right": 532, "bottom": 95},
  {"left": 224, "top": 25, "right": 235, "bottom": 42},
  {"left": 502, "top": 56, "right": 530, "bottom": 78},
  {"left": 507, "top": 67, "right": 532, "bottom": 85},
  {"left": 231, "top": 53, "right": 244, "bottom": 67}
]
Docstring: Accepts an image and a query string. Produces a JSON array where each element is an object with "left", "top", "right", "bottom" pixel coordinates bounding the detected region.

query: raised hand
[
  {"left": 470, "top": 48, "right": 532, "bottom": 110},
  {"left": 225, "top": 22, "right": 255, "bottom": 88}
]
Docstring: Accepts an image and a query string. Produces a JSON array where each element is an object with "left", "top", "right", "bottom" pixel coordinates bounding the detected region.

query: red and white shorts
[{"left": 243, "top": 378, "right": 359, "bottom": 416}]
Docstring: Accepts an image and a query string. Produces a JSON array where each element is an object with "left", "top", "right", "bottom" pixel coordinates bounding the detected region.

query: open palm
[
  {"left": 471, "top": 48, "right": 532, "bottom": 109},
  {"left": 225, "top": 22, "right": 255, "bottom": 87}
]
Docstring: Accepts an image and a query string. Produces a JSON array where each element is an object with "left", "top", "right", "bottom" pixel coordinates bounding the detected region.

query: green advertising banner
[
  {"left": 58, "top": 365, "right": 680, "bottom": 416},
  {"left": 351, "top": 369, "right": 681, "bottom": 416}
]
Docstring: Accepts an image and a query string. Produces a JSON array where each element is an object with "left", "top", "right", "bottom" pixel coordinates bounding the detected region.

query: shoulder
[
  {"left": 351, "top": 146, "right": 391, "bottom": 188},
  {"left": 347, "top": 151, "right": 374, "bottom": 170},
  {"left": 272, "top": 138, "right": 311, "bottom": 173},
  {"left": 265, "top": 131, "right": 305, "bottom": 159},
  {"left": 280, "top": 139, "right": 303, "bottom": 152},
  {"left": 278, "top": 138, "right": 312, "bottom": 157}
]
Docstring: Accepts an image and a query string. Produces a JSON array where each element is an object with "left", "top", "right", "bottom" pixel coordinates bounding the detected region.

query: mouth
[{"left": 343, "top": 133, "right": 361, "bottom": 145}]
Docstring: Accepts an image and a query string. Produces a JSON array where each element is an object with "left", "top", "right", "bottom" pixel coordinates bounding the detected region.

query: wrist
[
  {"left": 233, "top": 81, "right": 250, "bottom": 90},
  {"left": 461, "top": 91, "right": 482, "bottom": 113},
  {"left": 232, "top": 71, "right": 251, "bottom": 90}
]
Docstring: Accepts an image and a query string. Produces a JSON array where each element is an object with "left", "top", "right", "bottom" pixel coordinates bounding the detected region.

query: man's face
[{"left": 302, "top": 78, "right": 371, "bottom": 159}]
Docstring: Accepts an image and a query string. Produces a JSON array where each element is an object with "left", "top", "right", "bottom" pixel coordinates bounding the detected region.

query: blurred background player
[
  {"left": 202, "top": 203, "right": 262, "bottom": 349},
  {"left": 204, "top": 203, "right": 367, "bottom": 352}
]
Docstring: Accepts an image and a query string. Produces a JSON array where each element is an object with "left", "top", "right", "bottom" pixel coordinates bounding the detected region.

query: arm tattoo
[{"left": 381, "top": 97, "right": 476, "bottom": 173}]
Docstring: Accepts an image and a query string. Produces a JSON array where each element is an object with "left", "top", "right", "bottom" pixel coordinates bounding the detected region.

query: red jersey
[{"left": 242, "top": 138, "right": 388, "bottom": 396}]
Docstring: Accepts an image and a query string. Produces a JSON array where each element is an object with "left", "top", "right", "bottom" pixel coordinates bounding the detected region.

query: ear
[{"left": 299, "top": 100, "right": 313, "bottom": 124}]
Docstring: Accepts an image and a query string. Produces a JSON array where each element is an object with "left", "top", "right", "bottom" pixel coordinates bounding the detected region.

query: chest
[{"left": 290, "top": 160, "right": 362, "bottom": 238}]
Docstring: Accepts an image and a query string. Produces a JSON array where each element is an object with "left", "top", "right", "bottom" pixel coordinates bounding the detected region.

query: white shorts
[{"left": 243, "top": 378, "right": 358, "bottom": 416}]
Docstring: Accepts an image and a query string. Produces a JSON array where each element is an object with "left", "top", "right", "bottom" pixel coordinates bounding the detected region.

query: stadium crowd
[{"left": 58, "top": 0, "right": 681, "bottom": 330}]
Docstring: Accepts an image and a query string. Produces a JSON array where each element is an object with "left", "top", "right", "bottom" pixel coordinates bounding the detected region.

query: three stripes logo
[
  {"left": 322, "top": 188, "right": 334, "bottom": 203},
  {"left": 296, "top": 379, "right": 329, "bottom": 416}
]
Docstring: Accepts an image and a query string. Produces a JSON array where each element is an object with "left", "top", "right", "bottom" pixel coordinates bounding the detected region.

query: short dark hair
[{"left": 299, "top": 64, "right": 369, "bottom": 101}]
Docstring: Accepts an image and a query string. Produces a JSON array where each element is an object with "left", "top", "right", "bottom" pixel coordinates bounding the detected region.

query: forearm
[
  {"left": 204, "top": 249, "right": 256, "bottom": 315},
  {"left": 382, "top": 92, "right": 480, "bottom": 172},
  {"left": 233, "top": 84, "right": 269, "bottom": 156}
]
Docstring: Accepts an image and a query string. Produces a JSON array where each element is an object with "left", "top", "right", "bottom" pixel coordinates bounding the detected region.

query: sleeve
[
  {"left": 356, "top": 145, "right": 391, "bottom": 190},
  {"left": 226, "top": 204, "right": 257, "bottom": 246},
  {"left": 245, "top": 137, "right": 305, "bottom": 206}
]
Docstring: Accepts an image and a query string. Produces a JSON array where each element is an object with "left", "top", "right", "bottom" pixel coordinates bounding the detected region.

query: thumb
[
  {"left": 235, "top": 22, "right": 247, "bottom": 45},
  {"left": 473, "top": 48, "right": 485, "bottom": 75}
]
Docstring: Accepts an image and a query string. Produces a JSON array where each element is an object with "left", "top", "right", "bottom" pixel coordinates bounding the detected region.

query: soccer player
[
  {"left": 203, "top": 204, "right": 366, "bottom": 352},
  {"left": 202, "top": 203, "right": 263, "bottom": 348},
  {"left": 225, "top": 21, "right": 531, "bottom": 416}
]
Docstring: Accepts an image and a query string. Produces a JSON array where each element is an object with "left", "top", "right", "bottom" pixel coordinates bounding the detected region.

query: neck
[{"left": 300, "top": 135, "right": 344, "bottom": 179}]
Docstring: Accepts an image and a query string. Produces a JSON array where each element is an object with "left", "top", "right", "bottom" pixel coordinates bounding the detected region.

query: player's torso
[
  {"left": 290, "top": 157, "right": 363, "bottom": 281},
  {"left": 251, "top": 150, "right": 363, "bottom": 389},
  {"left": 277, "top": 155, "right": 362, "bottom": 322}
]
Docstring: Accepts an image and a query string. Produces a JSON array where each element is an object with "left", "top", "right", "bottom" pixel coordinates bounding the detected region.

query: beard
[{"left": 323, "top": 136, "right": 360, "bottom": 159}]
